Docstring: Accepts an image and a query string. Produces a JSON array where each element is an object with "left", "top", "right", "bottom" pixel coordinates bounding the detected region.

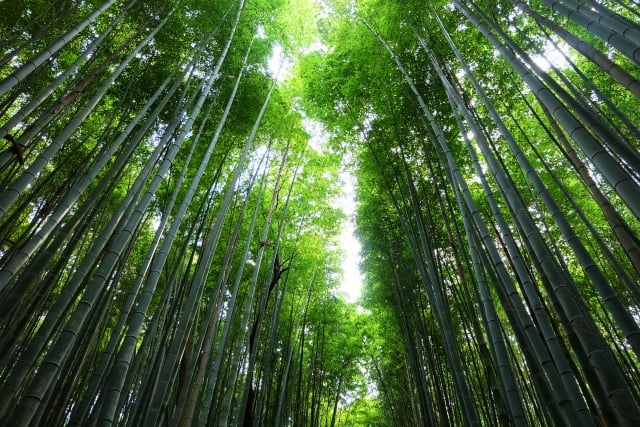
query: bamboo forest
[{"left": 2, "top": 0, "right": 640, "bottom": 425}]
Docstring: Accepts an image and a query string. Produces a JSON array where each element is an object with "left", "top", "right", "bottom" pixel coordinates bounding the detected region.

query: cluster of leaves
[
  {"left": 1, "top": 0, "right": 640, "bottom": 425},
  {"left": 297, "top": 0, "right": 640, "bottom": 425},
  {"left": 0, "top": 0, "right": 377, "bottom": 425}
]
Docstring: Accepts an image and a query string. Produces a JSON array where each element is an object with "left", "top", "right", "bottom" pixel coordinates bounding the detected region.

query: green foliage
[{"left": 1, "top": 0, "right": 640, "bottom": 425}]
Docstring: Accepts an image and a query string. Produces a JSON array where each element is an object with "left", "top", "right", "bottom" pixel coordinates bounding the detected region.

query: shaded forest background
[{"left": 0, "top": 0, "right": 639, "bottom": 425}]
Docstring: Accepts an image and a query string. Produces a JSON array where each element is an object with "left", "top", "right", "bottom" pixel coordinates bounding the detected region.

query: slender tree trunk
[{"left": 0, "top": 0, "right": 119, "bottom": 98}]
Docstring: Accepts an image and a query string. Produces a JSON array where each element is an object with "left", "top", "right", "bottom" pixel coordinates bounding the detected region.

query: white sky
[
  {"left": 302, "top": 119, "right": 364, "bottom": 303},
  {"left": 531, "top": 39, "right": 570, "bottom": 71},
  {"left": 267, "top": 43, "right": 294, "bottom": 80},
  {"left": 336, "top": 168, "right": 363, "bottom": 303},
  {"left": 266, "top": 27, "right": 363, "bottom": 304}
]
